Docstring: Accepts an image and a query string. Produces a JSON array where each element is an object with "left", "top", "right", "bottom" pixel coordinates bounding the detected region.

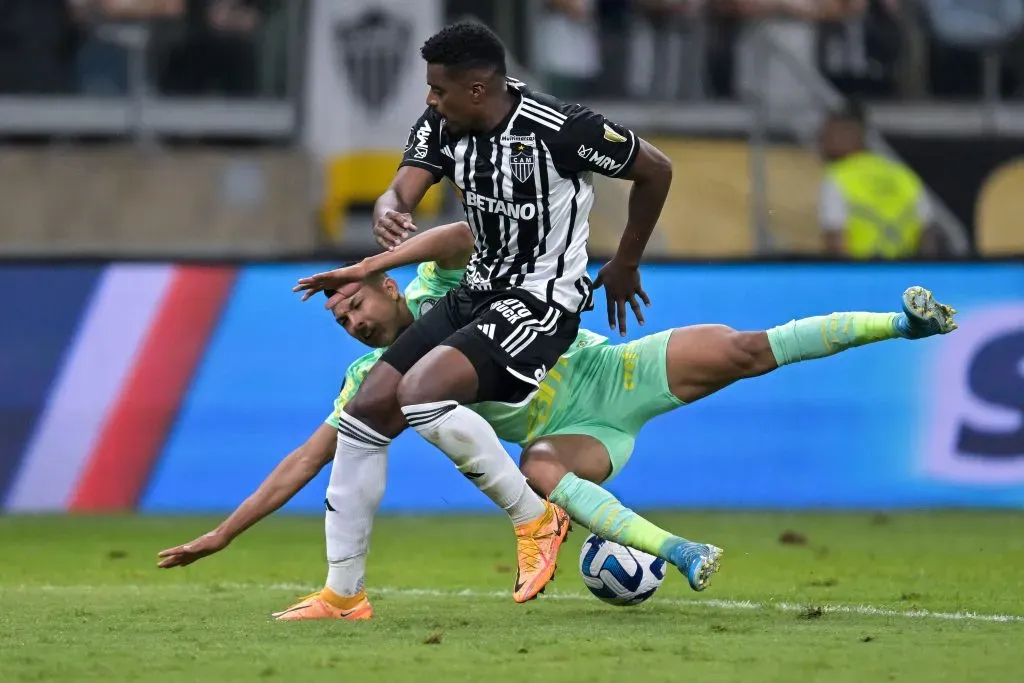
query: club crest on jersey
[
  {"left": 418, "top": 298, "right": 438, "bottom": 316},
  {"left": 507, "top": 133, "right": 536, "bottom": 184}
]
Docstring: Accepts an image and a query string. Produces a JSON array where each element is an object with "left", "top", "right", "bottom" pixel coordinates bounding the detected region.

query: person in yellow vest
[{"left": 818, "top": 102, "right": 941, "bottom": 258}]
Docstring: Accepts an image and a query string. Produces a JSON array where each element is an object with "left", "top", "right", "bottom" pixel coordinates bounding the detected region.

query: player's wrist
[
  {"left": 609, "top": 254, "right": 641, "bottom": 269},
  {"left": 209, "top": 526, "right": 235, "bottom": 546}
]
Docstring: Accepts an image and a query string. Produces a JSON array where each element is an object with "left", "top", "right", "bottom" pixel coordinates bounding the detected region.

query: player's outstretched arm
[
  {"left": 294, "top": 221, "right": 473, "bottom": 303},
  {"left": 595, "top": 139, "right": 672, "bottom": 336},
  {"left": 156, "top": 423, "right": 337, "bottom": 568}
]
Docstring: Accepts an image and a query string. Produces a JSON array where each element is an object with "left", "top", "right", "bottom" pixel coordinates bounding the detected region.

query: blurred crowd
[
  {"left": 0, "top": 0, "right": 289, "bottom": 97},
  {"left": 1, "top": 0, "right": 1023, "bottom": 101},
  {"left": 534, "top": 0, "right": 1024, "bottom": 100}
]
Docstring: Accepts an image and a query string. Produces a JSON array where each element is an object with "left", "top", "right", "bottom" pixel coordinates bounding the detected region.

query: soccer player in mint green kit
[{"left": 159, "top": 221, "right": 958, "bottom": 619}]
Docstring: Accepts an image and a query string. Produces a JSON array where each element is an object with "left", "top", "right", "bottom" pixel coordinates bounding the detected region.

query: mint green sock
[
  {"left": 766, "top": 312, "right": 902, "bottom": 367},
  {"left": 549, "top": 473, "right": 684, "bottom": 561}
]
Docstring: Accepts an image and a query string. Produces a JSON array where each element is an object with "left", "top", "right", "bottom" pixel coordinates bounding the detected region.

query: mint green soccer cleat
[
  {"left": 897, "top": 286, "right": 958, "bottom": 339},
  {"left": 667, "top": 542, "right": 723, "bottom": 592}
]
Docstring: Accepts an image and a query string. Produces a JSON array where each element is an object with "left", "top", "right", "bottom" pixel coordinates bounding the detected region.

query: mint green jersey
[{"left": 325, "top": 262, "right": 463, "bottom": 427}]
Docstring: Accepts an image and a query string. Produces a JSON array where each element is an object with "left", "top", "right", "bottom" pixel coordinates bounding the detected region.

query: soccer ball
[{"left": 578, "top": 533, "right": 666, "bottom": 606}]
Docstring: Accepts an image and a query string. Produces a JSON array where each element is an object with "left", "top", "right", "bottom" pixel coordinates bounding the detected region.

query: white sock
[
  {"left": 402, "top": 400, "right": 546, "bottom": 525},
  {"left": 324, "top": 412, "right": 388, "bottom": 596}
]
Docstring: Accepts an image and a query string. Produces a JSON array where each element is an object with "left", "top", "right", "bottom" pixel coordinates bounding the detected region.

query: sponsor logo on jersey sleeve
[
  {"left": 578, "top": 144, "right": 623, "bottom": 173},
  {"left": 413, "top": 119, "right": 431, "bottom": 159},
  {"left": 603, "top": 123, "right": 627, "bottom": 143}
]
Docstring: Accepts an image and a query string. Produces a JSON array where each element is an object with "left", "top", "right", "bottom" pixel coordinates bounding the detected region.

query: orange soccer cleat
[
  {"left": 512, "top": 501, "right": 571, "bottom": 603},
  {"left": 271, "top": 591, "right": 374, "bottom": 621}
]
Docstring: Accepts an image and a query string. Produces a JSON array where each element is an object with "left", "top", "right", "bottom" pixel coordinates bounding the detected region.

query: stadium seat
[{"left": 320, "top": 153, "right": 444, "bottom": 242}]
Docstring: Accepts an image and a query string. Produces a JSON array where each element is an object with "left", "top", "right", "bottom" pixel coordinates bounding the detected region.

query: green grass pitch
[{"left": 2, "top": 512, "right": 1023, "bottom": 683}]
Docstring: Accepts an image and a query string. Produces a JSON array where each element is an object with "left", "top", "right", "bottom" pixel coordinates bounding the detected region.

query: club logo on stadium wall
[
  {"left": 334, "top": 9, "right": 412, "bottom": 112},
  {"left": 923, "top": 305, "right": 1024, "bottom": 484}
]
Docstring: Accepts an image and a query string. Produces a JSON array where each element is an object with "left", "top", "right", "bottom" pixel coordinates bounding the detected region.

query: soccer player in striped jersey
[{"left": 311, "top": 19, "right": 673, "bottom": 613}]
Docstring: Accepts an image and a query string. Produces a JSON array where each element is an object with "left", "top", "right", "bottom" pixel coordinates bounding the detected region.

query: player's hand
[
  {"left": 373, "top": 210, "right": 418, "bottom": 250},
  {"left": 292, "top": 262, "right": 368, "bottom": 302},
  {"left": 594, "top": 259, "right": 650, "bottom": 337},
  {"left": 157, "top": 531, "right": 230, "bottom": 569}
]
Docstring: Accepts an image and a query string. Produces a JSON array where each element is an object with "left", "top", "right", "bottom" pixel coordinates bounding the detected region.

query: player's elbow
[
  {"left": 651, "top": 145, "right": 673, "bottom": 180},
  {"left": 633, "top": 140, "right": 673, "bottom": 186}
]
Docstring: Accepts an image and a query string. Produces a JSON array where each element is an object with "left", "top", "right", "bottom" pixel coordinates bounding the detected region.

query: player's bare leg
[
  {"left": 520, "top": 436, "right": 721, "bottom": 591},
  {"left": 274, "top": 363, "right": 406, "bottom": 621},
  {"left": 398, "top": 346, "right": 569, "bottom": 603},
  {"left": 665, "top": 286, "right": 958, "bottom": 404}
]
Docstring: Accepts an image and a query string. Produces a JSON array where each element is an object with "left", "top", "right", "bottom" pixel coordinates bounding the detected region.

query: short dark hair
[{"left": 420, "top": 21, "right": 506, "bottom": 75}]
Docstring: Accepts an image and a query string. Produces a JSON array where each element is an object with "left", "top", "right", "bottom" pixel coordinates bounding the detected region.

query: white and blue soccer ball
[{"left": 578, "top": 533, "right": 666, "bottom": 606}]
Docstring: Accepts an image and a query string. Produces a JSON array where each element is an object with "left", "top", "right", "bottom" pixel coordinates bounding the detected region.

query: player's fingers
[
  {"left": 374, "top": 225, "right": 393, "bottom": 244},
  {"left": 617, "top": 298, "right": 628, "bottom": 336},
  {"left": 157, "top": 545, "right": 186, "bottom": 558},
  {"left": 394, "top": 214, "right": 418, "bottom": 231},
  {"left": 157, "top": 552, "right": 185, "bottom": 568},
  {"left": 293, "top": 283, "right": 320, "bottom": 295},
  {"left": 593, "top": 272, "right": 604, "bottom": 289},
  {"left": 628, "top": 295, "right": 645, "bottom": 326},
  {"left": 325, "top": 292, "right": 345, "bottom": 309},
  {"left": 372, "top": 229, "right": 395, "bottom": 250},
  {"left": 638, "top": 287, "right": 651, "bottom": 307},
  {"left": 382, "top": 218, "right": 407, "bottom": 236},
  {"left": 374, "top": 221, "right": 403, "bottom": 246},
  {"left": 297, "top": 272, "right": 330, "bottom": 285},
  {"left": 386, "top": 210, "right": 412, "bottom": 225},
  {"left": 604, "top": 297, "right": 615, "bottom": 330}
]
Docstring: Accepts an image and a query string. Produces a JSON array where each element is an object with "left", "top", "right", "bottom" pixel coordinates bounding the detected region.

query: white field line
[{"left": 6, "top": 582, "right": 1023, "bottom": 624}]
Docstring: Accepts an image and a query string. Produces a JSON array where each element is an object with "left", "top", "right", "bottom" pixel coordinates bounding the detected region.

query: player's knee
[
  {"left": 345, "top": 383, "right": 403, "bottom": 434},
  {"left": 520, "top": 444, "right": 570, "bottom": 498},
  {"left": 724, "top": 330, "right": 770, "bottom": 377},
  {"left": 396, "top": 349, "right": 479, "bottom": 407},
  {"left": 395, "top": 370, "right": 428, "bottom": 408}
]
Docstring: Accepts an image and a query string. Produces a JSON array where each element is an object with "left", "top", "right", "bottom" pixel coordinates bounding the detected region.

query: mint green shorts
[{"left": 534, "top": 329, "right": 683, "bottom": 483}]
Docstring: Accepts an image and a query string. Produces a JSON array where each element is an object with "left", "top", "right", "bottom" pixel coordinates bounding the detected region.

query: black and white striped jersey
[{"left": 399, "top": 78, "right": 640, "bottom": 314}]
